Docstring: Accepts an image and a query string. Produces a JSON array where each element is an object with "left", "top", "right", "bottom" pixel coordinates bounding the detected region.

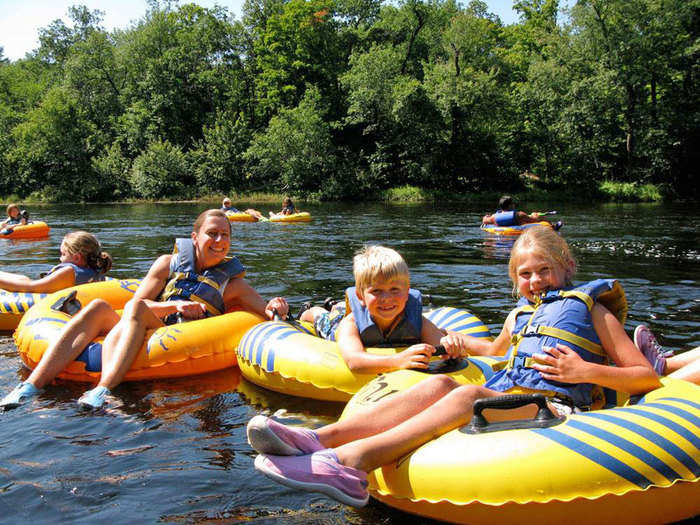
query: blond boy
[{"left": 300, "top": 245, "right": 469, "bottom": 373}]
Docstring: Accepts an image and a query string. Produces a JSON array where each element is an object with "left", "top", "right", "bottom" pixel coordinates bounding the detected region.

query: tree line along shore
[{"left": 0, "top": 0, "right": 696, "bottom": 203}]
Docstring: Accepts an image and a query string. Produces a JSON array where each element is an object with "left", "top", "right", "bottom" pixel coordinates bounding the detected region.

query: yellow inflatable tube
[
  {"left": 341, "top": 372, "right": 700, "bottom": 525},
  {"left": 14, "top": 279, "right": 264, "bottom": 382},
  {"left": 269, "top": 212, "right": 311, "bottom": 223},
  {"left": 1, "top": 221, "right": 51, "bottom": 239},
  {"left": 480, "top": 221, "right": 552, "bottom": 236},
  {"left": 226, "top": 212, "right": 257, "bottom": 222},
  {"left": 0, "top": 290, "right": 48, "bottom": 331},
  {"left": 236, "top": 307, "right": 499, "bottom": 402}
]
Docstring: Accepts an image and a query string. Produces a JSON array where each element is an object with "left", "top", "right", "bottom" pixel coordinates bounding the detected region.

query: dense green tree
[
  {"left": 191, "top": 112, "right": 253, "bottom": 193},
  {"left": 7, "top": 86, "right": 99, "bottom": 200},
  {"left": 245, "top": 86, "right": 335, "bottom": 196},
  {"left": 130, "top": 139, "right": 192, "bottom": 199}
]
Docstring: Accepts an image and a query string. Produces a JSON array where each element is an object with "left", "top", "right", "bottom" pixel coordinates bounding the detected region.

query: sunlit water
[{"left": 0, "top": 201, "right": 698, "bottom": 522}]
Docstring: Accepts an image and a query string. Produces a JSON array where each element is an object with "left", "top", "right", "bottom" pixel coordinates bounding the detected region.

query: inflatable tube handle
[
  {"left": 433, "top": 345, "right": 446, "bottom": 356},
  {"left": 50, "top": 290, "right": 82, "bottom": 316},
  {"left": 465, "top": 394, "right": 563, "bottom": 434}
]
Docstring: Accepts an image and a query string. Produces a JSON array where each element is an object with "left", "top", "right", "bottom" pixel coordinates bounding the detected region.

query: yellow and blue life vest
[
  {"left": 494, "top": 210, "right": 518, "bottom": 226},
  {"left": 346, "top": 286, "right": 423, "bottom": 347},
  {"left": 159, "top": 238, "right": 244, "bottom": 324},
  {"left": 485, "top": 279, "right": 627, "bottom": 408},
  {"left": 48, "top": 262, "right": 104, "bottom": 285}
]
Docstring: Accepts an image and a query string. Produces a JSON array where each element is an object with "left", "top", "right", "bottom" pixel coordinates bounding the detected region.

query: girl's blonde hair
[
  {"left": 62, "top": 231, "right": 113, "bottom": 275},
  {"left": 508, "top": 226, "right": 576, "bottom": 296},
  {"left": 353, "top": 245, "right": 410, "bottom": 291},
  {"left": 6, "top": 203, "right": 19, "bottom": 216}
]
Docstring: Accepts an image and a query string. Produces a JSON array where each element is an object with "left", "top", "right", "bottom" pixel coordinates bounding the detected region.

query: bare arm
[
  {"left": 336, "top": 315, "right": 433, "bottom": 373},
  {"left": 0, "top": 265, "right": 76, "bottom": 293},
  {"left": 131, "top": 255, "right": 205, "bottom": 320},
  {"left": 223, "top": 275, "right": 288, "bottom": 320},
  {"left": 435, "top": 309, "right": 516, "bottom": 358}
]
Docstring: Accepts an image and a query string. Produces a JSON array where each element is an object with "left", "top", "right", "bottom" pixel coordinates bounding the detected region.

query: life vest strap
[
  {"left": 511, "top": 324, "right": 605, "bottom": 357},
  {"left": 557, "top": 290, "right": 594, "bottom": 311}
]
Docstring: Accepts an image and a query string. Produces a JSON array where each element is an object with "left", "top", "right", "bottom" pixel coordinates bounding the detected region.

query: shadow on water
[{"left": 1, "top": 201, "right": 698, "bottom": 522}]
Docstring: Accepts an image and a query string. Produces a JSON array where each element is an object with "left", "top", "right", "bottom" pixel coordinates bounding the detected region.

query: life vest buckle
[{"left": 510, "top": 354, "right": 528, "bottom": 369}]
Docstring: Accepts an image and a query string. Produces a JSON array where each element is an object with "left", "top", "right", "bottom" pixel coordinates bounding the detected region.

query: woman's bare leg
[
  {"left": 96, "top": 299, "right": 164, "bottom": 389},
  {"left": 26, "top": 300, "right": 120, "bottom": 388}
]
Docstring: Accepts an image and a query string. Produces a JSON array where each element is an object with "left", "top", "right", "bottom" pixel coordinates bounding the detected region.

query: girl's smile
[{"left": 515, "top": 250, "right": 569, "bottom": 301}]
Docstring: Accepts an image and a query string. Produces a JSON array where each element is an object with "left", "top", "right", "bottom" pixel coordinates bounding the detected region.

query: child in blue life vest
[
  {"left": 268, "top": 196, "right": 297, "bottom": 218},
  {"left": 299, "top": 245, "right": 473, "bottom": 374},
  {"left": 0, "top": 210, "right": 288, "bottom": 410},
  {"left": 1, "top": 203, "right": 28, "bottom": 233},
  {"left": 0, "top": 230, "right": 112, "bottom": 293},
  {"left": 222, "top": 197, "right": 265, "bottom": 221},
  {"left": 247, "top": 226, "right": 659, "bottom": 508},
  {"left": 482, "top": 195, "right": 561, "bottom": 230}
]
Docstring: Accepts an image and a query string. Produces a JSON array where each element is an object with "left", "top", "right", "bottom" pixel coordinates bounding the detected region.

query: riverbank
[{"left": 2, "top": 182, "right": 671, "bottom": 205}]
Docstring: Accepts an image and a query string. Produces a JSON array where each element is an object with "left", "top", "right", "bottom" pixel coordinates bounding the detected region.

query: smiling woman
[{"left": 0, "top": 209, "right": 289, "bottom": 410}]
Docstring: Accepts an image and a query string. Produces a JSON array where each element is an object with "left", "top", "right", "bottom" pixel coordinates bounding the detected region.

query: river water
[{"left": 0, "top": 201, "right": 698, "bottom": 523}]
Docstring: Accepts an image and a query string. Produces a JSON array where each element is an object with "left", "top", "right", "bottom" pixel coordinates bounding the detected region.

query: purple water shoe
[
  {"left": 247, "top": 415, "right": 324, "bottom": 456},
  {"left": 254, "top": 449, "right": 369, "bottom": 507}
]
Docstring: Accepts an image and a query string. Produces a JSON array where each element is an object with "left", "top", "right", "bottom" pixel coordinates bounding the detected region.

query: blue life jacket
[
  {"left": 6, "top": 217, "right": 22, "bottom": 225},
  {"left": 345, "top": 286, "right": 423, "bottom": 347},
  {"left": 48, "top": 262, "right": 104, "bottom": 285},
  {"left": 222, "top": 206, "right": 241, "bottom": 213},
  {"left": 159, "top": 238, "right": 245, "bottom": 324},
  {"left": 281, "top": 205, "right": 296, "bottom": 215},
  {"left": 494, "top": 210, "right": 518, "bottom": 226},
  {"left": 484, "top": 279, "right": 627, "bottom": 408}
]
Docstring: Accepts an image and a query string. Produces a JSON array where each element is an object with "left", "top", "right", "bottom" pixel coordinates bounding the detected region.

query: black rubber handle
[
  {"left": 50, "top": 290, "right": 82, "bottom": 316},
  {"left": 467, "top": 394, "right": 558, "bottom": 432},
  {"left": 432, "top": 345, "right": 446, "bottom": 356}
]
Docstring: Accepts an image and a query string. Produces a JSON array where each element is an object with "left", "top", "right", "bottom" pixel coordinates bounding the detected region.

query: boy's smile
[{"left": 359, "top": 276, "right": 410, "bottom": 331}]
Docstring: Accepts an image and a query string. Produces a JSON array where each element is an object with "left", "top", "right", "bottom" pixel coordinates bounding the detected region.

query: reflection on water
[{"left": 0, "top": 201, "right": 698, "bottom": 522}]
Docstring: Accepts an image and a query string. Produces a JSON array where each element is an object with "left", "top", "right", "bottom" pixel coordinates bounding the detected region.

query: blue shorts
[
  {"left": 313, "top": 310, "right": 344, "bottom": 341},
  {"left": 75, "top": 341, "right": 103, "bottom": 372}
]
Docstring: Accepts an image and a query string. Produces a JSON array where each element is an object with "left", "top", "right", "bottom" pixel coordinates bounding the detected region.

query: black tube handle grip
[{"left": 467, "top": 394, "right": 558, "bottom": 433}]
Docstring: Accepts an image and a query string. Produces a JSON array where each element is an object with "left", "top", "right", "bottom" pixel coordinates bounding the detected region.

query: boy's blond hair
[
  {"left": 353, "top": 245, "right": 410, "bottom": 291},
  {"left": 509, "top": 226, "right": 576, "bottom": 296},
  {"left": 6, "top": 203, "right": 19, "bottom": 217}
]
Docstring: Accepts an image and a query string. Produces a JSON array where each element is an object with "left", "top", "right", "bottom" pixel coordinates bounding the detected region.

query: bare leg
[
  {"left": 96, "top": 299, "right": 164, "bottom": 389},
  {"left": 315, "top": 376, "right": 461, "bottom": 448},
  {"left": 667, "top": 347, "right": 700, "bottom": 384},
  {"left": 334, "top": 384, "right": 538, "bottom": 472},
  {"left": 26, "top": 300, "right": 120, "bottom": 388},
  {"left": 245, "top": 209, "right": 264, "bottom": 221},
  {"left": 300, "top": 306, "right": 326, "bottom": 324}
]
